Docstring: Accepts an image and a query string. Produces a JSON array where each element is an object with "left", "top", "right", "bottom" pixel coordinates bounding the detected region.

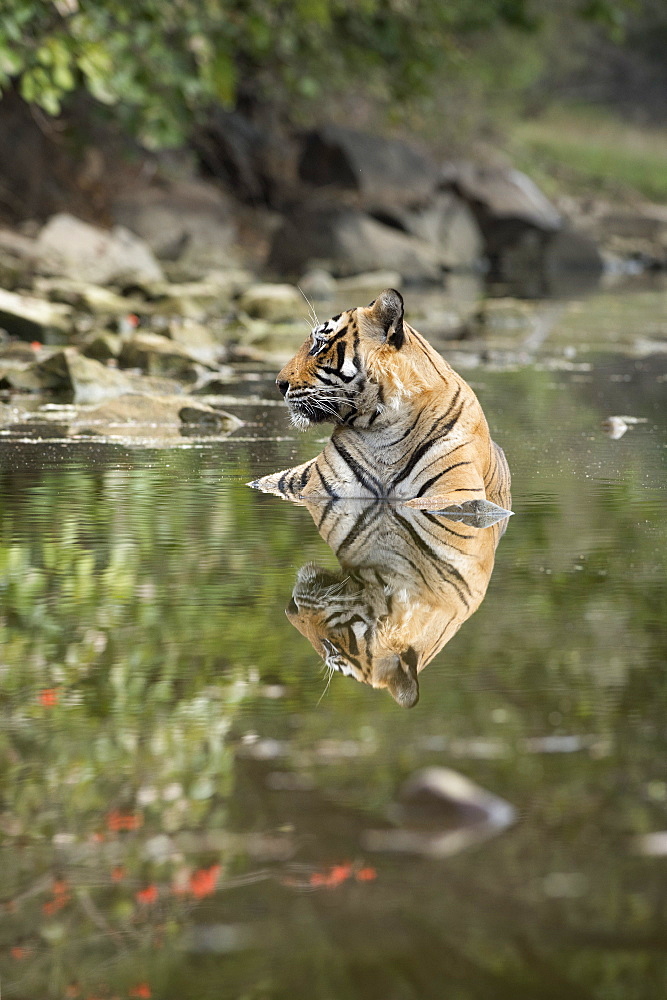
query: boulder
[
  {"left": 118, "top": 331, "right": 215, "bottom": 380},
  {"left": 112, "top": 180, "right": 240, "bottom": 279},
  {"left": 297, "top": 268, "right": 337, "bottom": 301},
  {"left": 80, "top": 332, "right": 123, "bottom": 362},
  {"left": 268, "top": 205, "right": 443, "bottom": 283},
  {"left": 0, "top": 287, "right": 72, "bottom": 341},
  {"left": 336, "top": 271, "right": 403, "bottom": 295},
  {"left": 32, "top": 277, "right": 145, "bottom": 316},
  {"left": 299, "top": 125, "right": 439, "bottom": 209},
  {"left": 443, "top": 162, "right": 562, "bottom": 237},
  {"left": 35, "top": 213, "right": 164, "bottom": 286},
  {"left": 376, "top": 191, "right": 484, "bottom": 271},
  {"left": 237, "top": 283, "right": 303, "bottom": 322},
  {"left": 15, "top": 347, "right": 134, "bottom": 403}
]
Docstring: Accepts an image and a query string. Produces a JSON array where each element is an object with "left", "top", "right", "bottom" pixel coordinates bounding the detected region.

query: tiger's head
[
  {"left": 287, "top": 563, "right": 422, "bottom": 708},
  {"left": 276, "top": 288, "right": 438, "bottom": 430}
]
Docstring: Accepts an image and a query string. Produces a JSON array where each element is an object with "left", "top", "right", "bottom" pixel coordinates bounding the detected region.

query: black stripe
[
  {"left": 331, "top": 439, "right": 384, "bottom": 498},
  {"left": 415, "top": 461, "right": 473, "bottom": 498},
  {"left": 389, "top": 401, "right": 464, "bottom": 490},
  {"left": 335, "top": 502, "right": 385, "bottom": 559},
  {"left": 315, "top": 465, "right": 339, "bottom": 498}
]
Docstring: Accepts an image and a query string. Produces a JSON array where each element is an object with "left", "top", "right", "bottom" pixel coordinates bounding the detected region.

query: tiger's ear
[{"left": 367, "top": 289, "right": 405, "bottom": 350}]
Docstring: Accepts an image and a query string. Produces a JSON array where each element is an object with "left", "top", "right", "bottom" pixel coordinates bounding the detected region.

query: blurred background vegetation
[{"left": 1, "top": 0, "right": 667, "bottom": 196}]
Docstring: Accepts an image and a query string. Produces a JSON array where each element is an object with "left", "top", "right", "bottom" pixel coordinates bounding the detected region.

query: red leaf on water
[
  {"left": 355, "top": 867, "right": 377, "bottom": 882},
  {"left": 111, "top": 865, "right": 127, "bottom": 882},
  {"left": 135, "top": 885, "right": 158, "bottom": 905},
  {"left": 107, "top": 811, "right": 143, "bottom": 832},
  {"left": 10, "top": 945, "right": 29, "bottom": 960},
  {"left": 39, "top": 688, "right": 59, "bottom": 707},
  {"left": 188, "top": 864, "right": 221, "bottom": 899},
  {"left": 129, "top": 983, "right": 152, "bottom": 998}
]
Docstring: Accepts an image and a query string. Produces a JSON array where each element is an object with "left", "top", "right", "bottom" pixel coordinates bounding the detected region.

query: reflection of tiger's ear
[
  {"left": 386, "top": 656, "right": 419, "bottom": 708},
  {"left": 368, "top": 289, "right": 405, "bottom": 350}
]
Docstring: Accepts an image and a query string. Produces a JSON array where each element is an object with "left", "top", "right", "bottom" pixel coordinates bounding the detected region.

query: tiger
[
  {"left": 249, "top": 288, "right": 511, "bottom": 513},
  {"left": 287, "top": 498, "right": 509, "bottom": 707}
]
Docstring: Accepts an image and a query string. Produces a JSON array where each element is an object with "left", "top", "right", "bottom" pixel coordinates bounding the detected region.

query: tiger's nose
[{"left": 277, "top": 379, "right": 289, "bottom": 397}]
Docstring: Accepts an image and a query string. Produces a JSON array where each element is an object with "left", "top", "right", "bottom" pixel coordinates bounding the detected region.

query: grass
[{"left": 509, "top": 105, "right": 667, "bottom": 204}]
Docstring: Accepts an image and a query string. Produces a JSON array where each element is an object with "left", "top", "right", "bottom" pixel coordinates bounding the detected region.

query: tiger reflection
[{"left": 288, "top": 500, "right": 510, "bottom": 707}]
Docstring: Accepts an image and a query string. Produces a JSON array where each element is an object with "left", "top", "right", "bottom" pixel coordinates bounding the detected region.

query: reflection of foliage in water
[{"left": 0, "top": 360, "right": 666, "bottom": 998}]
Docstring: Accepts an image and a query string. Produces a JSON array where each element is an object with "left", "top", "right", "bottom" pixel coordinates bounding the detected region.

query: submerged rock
[
  {"left": 35, "top": 213, "right": 164, "bottom": 286},
  {"left": 72, "top": 393, "right": 241, "bottom": 437},
  {"left": 363, "top": 766, "right": 515, "bottom": 857}
]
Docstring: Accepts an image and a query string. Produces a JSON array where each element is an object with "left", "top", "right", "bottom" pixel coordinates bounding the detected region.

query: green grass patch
[{"left": 510, "top": 106, "right": 667, "bottom": 203}]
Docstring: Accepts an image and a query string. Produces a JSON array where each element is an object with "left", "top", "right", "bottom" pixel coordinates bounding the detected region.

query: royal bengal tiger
[
  {"left": 287, "top": 498, "right": 509, "bottom": 707},
  {"left": 250, "top": 288, "right": 511, "bottom": 512}
]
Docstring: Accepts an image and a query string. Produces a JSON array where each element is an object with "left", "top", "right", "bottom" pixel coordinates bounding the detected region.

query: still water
[{"left": 0, "top": 288, "right": 666, "bottom": 999}]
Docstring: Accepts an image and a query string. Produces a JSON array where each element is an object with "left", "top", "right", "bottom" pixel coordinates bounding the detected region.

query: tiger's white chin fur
[{"left": 289, "top": 409, "right": 313, "bottom": 431}]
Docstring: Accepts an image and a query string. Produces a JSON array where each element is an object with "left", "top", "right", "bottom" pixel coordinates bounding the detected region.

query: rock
[
  {"left": 0, "top": 341, "right": 41, "bottom": 363},
  {"left": 21, "top": 347, "right": 133, "bottom": 403},
  {"left": 188, "top": 371, "right": 235, "bottom": 395},
  {"left": 178, "top": 404, "right": 240, "bottom": 431},
  {"left": 147, "top": 279, "right": 235, "bottom": 320},
  {"left": 166, "top": 318, "right": 226, "bottom": 365},
  {"left": 297, "top": 268, "right": 337, "bottom": 301},
  {"left": 268, "top": 206, "right": 443, "bottom": 283},
  {"left": 299, "top": 125, "right": 439, "bottom": 208},
  {"left": 501, "top": 227, "right": 604, "bottom": 297},
  {"left": 80, "top": 332, "right": 123, "bottom": 362},
  {"left": 0, "top": 228, "right": 36, "bottom": 289},
  {"left": 118, "top": 332, "right": 215, "bottom": 379},
  {"left": 35, "top": 213, "right": 164, "bottom": 286},
  {"left": 444, "top": 162, "right": 562, "bottom": 233},
  {"left": 237, "top": 283, "right": 303, "bottom": 322},
  {"left": 32, "top": 277, "right": 145, "bottom": 316},
  {"left": 377, "top": 191, "right": 484, "bottom": 271},
  {"left": 72, "top": 393, "right": 241, "bottom": 436},
  {"left": 112, "top": 179, "right": 240, "bottom": 279},
  {"left": 0, "top": 287, "right": 72, "bottom": 340},
  {"left": 336, "top": 271, "right": 403, "bottom": 295}
]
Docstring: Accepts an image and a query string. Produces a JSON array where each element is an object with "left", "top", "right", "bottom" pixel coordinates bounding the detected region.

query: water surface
[{"left": 0, "top": 286, "right": 666, "bottom": 1000}]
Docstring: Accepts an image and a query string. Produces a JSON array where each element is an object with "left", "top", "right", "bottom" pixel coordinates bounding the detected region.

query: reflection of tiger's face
[{"left": 287, "top": 501, "right": 509, "bottom": 707}]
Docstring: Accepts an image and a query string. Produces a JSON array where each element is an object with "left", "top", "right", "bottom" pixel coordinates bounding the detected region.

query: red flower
[
  {"left": 188, "top": 864, "right": 221, "bottom": 899},
  {"left": 135, "top": 885, "right": 158, "bottom": 905},
  {"left": 111, "top": 866, "right": 127, "bottom": 882},
  {"left": 129, "top": 983, "right": 152, "bottom": 998},
  {"left": 107, "top": 811, "right": 143, "bottom": 832},
  {"left": 10, "top": 945, "right": 29, "bottom": 960},
  {"left": 39, "top": 688, "right": 59, "bottom": 707}
]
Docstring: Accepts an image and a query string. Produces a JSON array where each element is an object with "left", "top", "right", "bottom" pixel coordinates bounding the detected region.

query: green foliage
[{"left": 0, "top": 0, "right": 632, "bottom": 146}]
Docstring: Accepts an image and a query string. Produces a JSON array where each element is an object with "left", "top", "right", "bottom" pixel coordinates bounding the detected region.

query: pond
[{"left": 0, "top": 280, "right": 666, "bottom": 1000}]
